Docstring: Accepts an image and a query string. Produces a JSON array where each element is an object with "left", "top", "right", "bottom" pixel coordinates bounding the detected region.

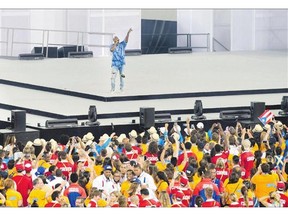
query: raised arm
[{"left": 125, "top": 28, "right": 133, "bottom": 43}]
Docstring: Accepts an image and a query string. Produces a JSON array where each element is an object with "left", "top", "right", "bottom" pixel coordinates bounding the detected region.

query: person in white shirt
[
  {"left": 133, "top": 163, "right": 157, "bottom": 200},
  {"left": 92, "top": 165, "right": 116, "bottom": 200}
]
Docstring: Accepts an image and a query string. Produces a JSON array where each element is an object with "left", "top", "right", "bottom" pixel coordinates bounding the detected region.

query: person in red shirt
[
  {"left": 240, "top": 139, "right": 254, "bottom": 178},
  {"left": 55, "top": 151, "right": 73, "bottom": 180},
  {"left": 211, "top": 144, "right": 229, "bottom": 167},
  {"left": 190, "top": 170, "right": 221, "bottom": 207},
  {"left": 124, "top": 143, "right": 139, "bottom": 161},
  {"left": 44, "top": 191, "right": 62, "bottom": 207},
  {"left": 63, "top": 172, "right": 87, "bottom": 207},
  {"left": 231, "top": 155, "right": 247, "bottom": 179},
  {"left": 108, "top": 191, "right": 121, "bottom": 207},
  {"left": 139, "top": 188, "right": 161, "bottom": 207},
  {"left": 177, "top": 142, "right": 197, "bottom": 170},
  {"left": 276, "top": 181, "right": 288, "bottom": 207},
  {"left": 12, "top": 163, "right": 33, "bottom": 207},
  {"left": 171, "top": 189, "right": 186, "bottom": 207},
  {"left": 238, "top": 185, "right": 254, "bottom": 207},
  {"left": 228, "top": 193, "right": 241, "bottom": 207},
  {"left": 87, "top": 189, "right": 102, "bottom": 207},
  {"left": 215, "top": 157, "right": 230, "bottom": 183},
  {"left": 144, "top": 141, "right": 159, "bottom": 165},
  {"left": 178, "top": 175, "right": 192, "bottom": 207},
  {"left": 201, "top": 187, "right": 221, "bottom": 207}
]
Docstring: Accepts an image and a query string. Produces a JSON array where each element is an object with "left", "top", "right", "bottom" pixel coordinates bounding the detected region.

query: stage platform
[{"left": 0, "top": 50, "right": 287, "bottom": 130}]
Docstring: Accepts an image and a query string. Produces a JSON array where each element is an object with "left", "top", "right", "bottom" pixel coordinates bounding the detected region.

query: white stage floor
[{"left": 0, "top": 50, "right": 287, "bottom": 127}]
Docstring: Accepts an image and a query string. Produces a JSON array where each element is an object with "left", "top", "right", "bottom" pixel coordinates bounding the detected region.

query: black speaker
[
  {"left": 11, "top": 110, "right": 26, "bottom": 131},
  {"left": 250, "top": 102, "right": 265, "bottom": 122},
  {"left": 18, "top": 53, "right": 44, "bottom": 60},
  {"left": 140, "top": 107, "right": 155, "bottom": 128},
  {"left": 220, "top": 109, "right": 251, "bottom": 120},
  {"left": 32, "top": 47, "right": 58, "bottom": 58},
  {"left": 58, "top": 46, "right": 85, "bottom": 58}
]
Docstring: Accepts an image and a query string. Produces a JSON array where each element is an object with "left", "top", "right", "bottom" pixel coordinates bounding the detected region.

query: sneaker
[{"left": 121, "top": 74, "right": 125, "bottom": 78}]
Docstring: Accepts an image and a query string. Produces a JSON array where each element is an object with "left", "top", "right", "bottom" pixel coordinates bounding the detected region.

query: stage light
[
  {"left": 87, "top": 105, "right": 100, "bottom": 126},
  {"left": 191, "top": 100, "right": 206, "bottom": 120},
  {"left": 279, "top": 96, "right": 288, "bottom": 115}
]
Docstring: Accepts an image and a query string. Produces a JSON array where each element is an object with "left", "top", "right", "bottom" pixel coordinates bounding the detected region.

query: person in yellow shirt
[
  {"left": 28, "top": 177, "right": 65, "bottom": 207},
  {"left": 120, "top": 169, "right": 134, "bottom": 198},
  {"left": 93, "top": 156, "right": 104, "bottom": 176},
  {"left": 223, "top": 171, "right": 244, "bottom": 205},
  {"left": 0, "top": 191, "right": 6, "bottom": 206},
  {"left": 4, "top": 178, "right": 23, "bottom": 207},
  {"left": 27, "top": 177, "right": 48, "bottom": 207},
  {"left": 155, "top": 171, "right": 169, "bottom": 198},
  {"left": 140, "top": 136, "right": 149, "bottom": 155},
  {"left": 251, "top": 163, "right": 277, "bottom": 206}
]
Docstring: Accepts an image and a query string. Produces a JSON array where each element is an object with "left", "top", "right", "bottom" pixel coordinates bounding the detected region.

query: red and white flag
[{"left": 258, "top": 109, "right": 274, "bottom": 125}]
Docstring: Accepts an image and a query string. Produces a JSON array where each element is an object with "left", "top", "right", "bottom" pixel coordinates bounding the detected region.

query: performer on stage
[{"left": 110, "top": 28, "right": 132, "bottom": 93}]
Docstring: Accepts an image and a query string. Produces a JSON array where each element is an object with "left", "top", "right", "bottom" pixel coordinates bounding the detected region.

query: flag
[{"left": 258, "top": 109, "right": 274, "bottom": 125}]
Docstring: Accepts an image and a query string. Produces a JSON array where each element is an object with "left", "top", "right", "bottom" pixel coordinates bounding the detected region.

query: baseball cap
[
  {"left": 180, "top": 175, "right": 189, "bottom": 186},
  {"left": 185, "top": 166, "right": 194, "bottom": 176},
  {"left": 131, "top": 177, "right": 141, "bottom": 184},
  {"left": 35, "top": 166, "right": 45, "bottom": 176},
  {"left": 15, "top": 163, "right": 24, "bottom": 172},
  {"left": 24, "top": 162, "right": 32, "bottom": 172},
  {"left": 277, "top": 181, "right": 285, "bottom": 191},
  {"left": 104, "top": 165, "right": 112, "bottom": 171},
  {"left": 197, "top": 122, "right": 204, "bottom": 129},
  {"left": 175, "top": 191, "right": 184, "bottom": 201}
]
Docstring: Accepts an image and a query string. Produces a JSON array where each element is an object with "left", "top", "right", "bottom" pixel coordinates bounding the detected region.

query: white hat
[
  {"left": 85, "top": 132, "right": 94, "bottom": 141},
  {"left": 184, "top": 128, "right": 189, "bottom": 136},
  {"left": 151, "top": 133, "right": 159, "bottom": 141},
  {"left": 40, "top": 139, "right": 47, "bottom": 146},
  {"left": 129, "top": 130, "right": 137, "bottom": 138},
  {"left": 275, "top": 121, "right": 283, "bottom": 130},
  {"left": 33, "top": 138, "right": 42, "bottom": 146},
  {"left": 99, "top": 133, "right": 109, "bottom": 142},
  {"left": 26, "top": 141, "right": 34, "bottom": 147},
  {"left": 117, "top": 133, "right": 127, "bottom": 143},
  {"left": 252, "top": 124, "right": 263, "bottom": 133},
  {"left": 148, "top": 126, "right": 157, "bottom": 134},
  {"left": 263, "top": 124, "right": 270, "bottom": 131},
  {"left": 173, "top": 125, "right": 181, "bottom": 132},
  {"left": 49, "top": 139, "right": 58, "bottom": 151},
  {"left": 159, "top": 127, "right": 166, "bottom": 134},
  {"left": 242, "top": 139, "right": 251, "bottom": 150},
  {"left": 197, "top": 122, "right": 204, "bottom": 129}
]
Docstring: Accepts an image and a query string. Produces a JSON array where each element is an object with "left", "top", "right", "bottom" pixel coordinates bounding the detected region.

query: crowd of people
[{"left": 0, "top": 117, "right": 287, "bottom": 208}]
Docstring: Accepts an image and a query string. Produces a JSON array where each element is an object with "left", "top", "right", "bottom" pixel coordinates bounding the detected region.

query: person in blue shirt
[{"left": 110, "top": 28, "right": 133, "bottom": 93}]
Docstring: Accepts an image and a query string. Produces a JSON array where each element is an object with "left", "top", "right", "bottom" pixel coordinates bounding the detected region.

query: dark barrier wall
[
  {"left": 1, "top": 115, "right": 287, "bottom": 145},
  {"left": 141, "top": 19, "right": 177, "bottom": 54}
]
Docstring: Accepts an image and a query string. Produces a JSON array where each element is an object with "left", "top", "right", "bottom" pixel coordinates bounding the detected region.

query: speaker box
[
  {"left": 250, "top": 102, "right": 265, "bottom": 122},
  {"left": 58, "top": 46, "right": 85, "bottom": 58},
  {"left": 140, "top": 107, "right": 155, "bottom": 128},
  {"left": 18, "top": 53, "right": 44, "bottom": 60},
  {"left": 32, "top": 47, "right": 58, "bottom": 58},
  {"left": 11, "top": 110, "right": 26, "bottom": 131},
  {"left": 220, "top": 109, "right": 251, "bottom": 120}
]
